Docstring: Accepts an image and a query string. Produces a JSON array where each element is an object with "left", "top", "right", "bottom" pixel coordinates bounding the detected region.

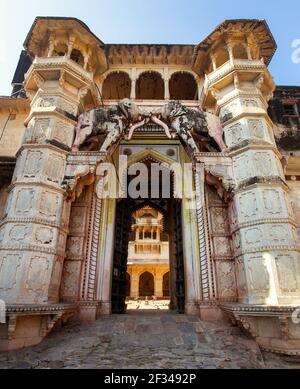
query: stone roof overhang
[
  {"left": 22, "top": 17, "right": 277, "bottom": 77},
  {"left": 192, "top": 19, "right": 277, "bottom": 74},
  {"left": 105, "top": 44, "right": 195, "bottom": 66},
  {"left": 24, "top": 16, "right": 105, "bottom": 55},
  {"left": 23, "top": 17, "right": 108, "bottom": 74}
]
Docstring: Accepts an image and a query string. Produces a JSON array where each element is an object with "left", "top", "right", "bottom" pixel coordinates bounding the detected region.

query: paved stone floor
[
  {"left": 126, "top": 299, "right": 170, "bottom": 310},
  {"left": 0, "top": 311, "right": 300, "bottom": 369}
]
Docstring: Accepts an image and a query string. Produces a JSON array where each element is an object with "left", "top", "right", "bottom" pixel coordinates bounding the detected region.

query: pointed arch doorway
[
  {"left": 111, "top": 197, "right": 185, "bottom": 314},
  {"left": 111, "top": 150, "right": 186, "bottom": 314}
]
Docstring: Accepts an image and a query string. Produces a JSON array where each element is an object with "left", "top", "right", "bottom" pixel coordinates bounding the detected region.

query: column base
[
  {"left": 78, "top": 301, "right": 102, "bottom": 323},
  {"left": 185, "top": 301, "right": 199, "bottom": 316},
  {"left": 96, "top": 301, "right": 112, "bottom": 316},
  {"left": 222, "top": 303, "right": 300, "bottom": 356},
  {"left": 199, "top": 303, "right": 228, "bottom": 322}
]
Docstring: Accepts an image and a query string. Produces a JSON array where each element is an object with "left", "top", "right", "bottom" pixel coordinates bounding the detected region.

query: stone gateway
[{"left": 0, "top": 17, "right": 300, "bottom": 356}]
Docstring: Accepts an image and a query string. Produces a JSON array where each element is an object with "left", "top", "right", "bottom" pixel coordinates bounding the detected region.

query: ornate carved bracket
[
  {"left": 205, "top": 165, "right": 234, "bottom": 202},
  {"left": 62, "top": 165, "right": 96, "bottom": 200},
  {"left": 40, "top": 313, "right": 63, "bottom": 338}
]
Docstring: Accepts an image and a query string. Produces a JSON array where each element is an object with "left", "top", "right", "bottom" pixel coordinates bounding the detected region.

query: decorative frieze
[
  {"left": 24, "top": 115, "right": 75, "bottom": 149},
  {"left": 275, "top": 253, "right": 300, "bottom": 293},
  {"left": 224, "top": 117, "right": 273, "bottom": 148},
  {"left": 215, "top": 261, "right": 237, "bottom": 299},
  {"left": 0, "top": 254, "right": 22, "bottom": 292},
  {"left": 232, "top": 150, "right": 283, "bottom": 183}
]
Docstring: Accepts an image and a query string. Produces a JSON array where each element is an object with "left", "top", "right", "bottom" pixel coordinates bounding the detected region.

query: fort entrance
[
  {"left": 1, "top": 17, "right": 300, "bottom": 356},
  {"left": 112, "top": 197, "right": 185, "bottom": 314},
  {"left": 111, "top": 154, "right": 185, "bottom": 314}
]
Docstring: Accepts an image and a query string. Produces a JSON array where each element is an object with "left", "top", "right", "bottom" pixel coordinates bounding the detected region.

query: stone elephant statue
[
  {"left": 72, "top": 99, "right": 145, "bottom": 152},
  {"left": 156, "top": 101, "right": 226, "bottom": 153}
]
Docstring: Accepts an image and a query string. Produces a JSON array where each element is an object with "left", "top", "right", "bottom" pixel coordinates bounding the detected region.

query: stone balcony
[
  {"left": 205, "top": 59, "right": 265, "bottom": 87},
  {"left": 23, "top": 56, "right": 98, "bottom": 106},
  {"left": 133, "top": 218, "right": 162, "bottom": 227},
  {"left": 27, "top": 56, "right": 93, "bottom": 81},
  {"left": 202, "top": 58, "right": 275, "bottom": 108}
]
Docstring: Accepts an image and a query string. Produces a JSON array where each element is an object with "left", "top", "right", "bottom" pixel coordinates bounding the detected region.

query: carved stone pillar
[
  {"left": 130, "top": 68, "right": 137, "bottom": 100},
  {"left": 209, "top": 54, "right": 217, "bottom": 71},
  {"left": 164, "top": 68, "right": 170, "bottom": 100},
  {"left": 48, "top": 34, "right": 55, "bottom": 58},
  {"left": 131, "top": 271, "right": 139, "bottom": 298},
  {"left": 154, "top": 273, "right": 163, "bottom": 298},
  {"left": 96, "top": 198, "right": 117, "bottom": 314},
  {"left": 67, "top": 34, "right": 76, "bottom": 58},
  {"left": 226, "top": 41, "right": 234, "bottom": 63},
  {"left": 181, "top": 161, "right": 202, "bottom": 315},
  {"left": 0, "top": 57, "right": 95, "bottom": 307},
  {"left": 205, "top": 64, "right": 300, "bottom": 306}
]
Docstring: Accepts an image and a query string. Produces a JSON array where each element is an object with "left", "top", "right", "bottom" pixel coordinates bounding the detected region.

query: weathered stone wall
[{"left": 0, "top": 112, "right": 27, "bottom": 157}]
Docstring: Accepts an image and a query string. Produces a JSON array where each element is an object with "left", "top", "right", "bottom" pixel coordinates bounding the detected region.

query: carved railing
[
  {"left": 204, "top": 59, "right": 265, "bottom": 87},
  {"left": 25, "top": 56, "right": 94, "bottom": 82}
]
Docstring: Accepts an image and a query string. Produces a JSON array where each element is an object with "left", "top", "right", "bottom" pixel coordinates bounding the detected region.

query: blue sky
[{"left": 1, "top": 0, "right": 299, "bottom": 95}]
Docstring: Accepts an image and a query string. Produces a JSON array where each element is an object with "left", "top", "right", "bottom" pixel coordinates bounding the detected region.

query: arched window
[
  {"left": 70, "top": 49, "right": 84, "bottom": 67},
  {"left": 169, "top": 72, "right": 198, "bottom": 100},
  {"left": 232, "top": 43, "right": 248, "bottom": 60},
  {"left": 102, "top": 72, "right": 131, "bottom": 100},
  {"left": 163, "top": 272, "right": 170, "bottom": 297},
  {"left": 139, "top": 271, "right": 154, "bottom": 297},
  {"left": 53, "top": 43, "right": 68, "bottom": 57},
  {"left": 215, "top": 47, "right": 230, "bottom": 68},
  {"left": 136, "top": 72, "right": 164, "bottom": 100}
]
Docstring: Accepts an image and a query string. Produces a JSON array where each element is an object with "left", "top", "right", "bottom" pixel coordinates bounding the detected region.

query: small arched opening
[
  {"left": 102, "top": 72, "right": 131, "bottom": 100},
  {"left": 215, "top": 47, "right": 230, "bottom": 68},
  {"left": 53, "top": 43, "right": 68, "bottom": 57},
  {"left": 136, "top": 71, "right": 164, "bottom": 100},
  {"left": 70, "top": 49, "right": 84, "bottom": 67},
  {"left": 232, "top": 43, "right": 248, "bottom": 60},
  {"left": 139, "top": 271, "right": 155, "bottom": 297},
  {"left": 169, "top": 72, "right": 198, "bottom": 100}
]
